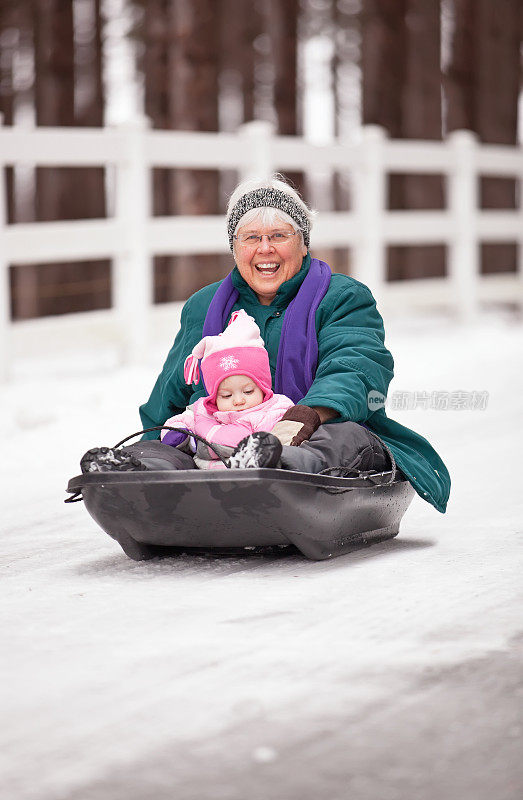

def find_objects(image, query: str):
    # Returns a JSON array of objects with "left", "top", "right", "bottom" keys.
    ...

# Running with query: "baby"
[{"left": 160, "top": 310, "right": 294, "bottom": 469}]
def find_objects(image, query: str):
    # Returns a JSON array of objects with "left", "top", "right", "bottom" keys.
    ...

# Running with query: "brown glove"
[{"left": 271, "top": 405, "right": 321, "bottom": 447}]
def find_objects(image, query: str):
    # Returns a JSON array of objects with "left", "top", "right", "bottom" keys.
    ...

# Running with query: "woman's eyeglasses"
[{"left": 234, "top": 231, "right": 297, "bottom": 246}]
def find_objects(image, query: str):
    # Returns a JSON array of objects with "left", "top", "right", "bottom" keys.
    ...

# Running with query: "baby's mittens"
[
  {"left": 162, "top": 429, "right": 189, "bottom": 448},
  {"left": 271, "top": 405, "right": 321, "bottom": 447}
]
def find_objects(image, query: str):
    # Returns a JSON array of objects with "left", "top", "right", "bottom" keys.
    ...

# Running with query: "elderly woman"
[{"left": 83, "top": 176, "right": 450, "bottom": 513}]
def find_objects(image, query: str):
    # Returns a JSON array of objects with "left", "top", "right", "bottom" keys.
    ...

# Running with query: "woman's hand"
[
  {"left": 271, "top": 405, "right": 322, "bottom": 447},
  {"left": 311, "top": 406, "right": 339, "bottom": 425}
]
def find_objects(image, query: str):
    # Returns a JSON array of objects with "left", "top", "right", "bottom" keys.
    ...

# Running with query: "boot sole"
[
  {"left": 228, "top": 432, "right": 282, "bottom": 469},
  {"left": 80, "top": 447, "right": 147, "bottom": 474}
]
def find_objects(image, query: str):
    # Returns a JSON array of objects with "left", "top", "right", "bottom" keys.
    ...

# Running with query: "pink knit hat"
[{"left": 184, "top": 310, "right": 273, "bottom": 410}]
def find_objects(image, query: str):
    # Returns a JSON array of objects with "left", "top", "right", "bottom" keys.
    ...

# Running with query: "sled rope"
[
  {"left": 318, "top": 434, "right": 397, "bottom": 484},
  {"left": 113, "top": 426, "right": 232, "bottom": 468},
  {"left": 65, "top": 426, "right": 233, "bottom": 504}
]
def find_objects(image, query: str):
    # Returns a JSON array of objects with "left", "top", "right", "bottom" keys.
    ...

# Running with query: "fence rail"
[{"left": 1, "top": 119, "right": 523, "bottom": 380}]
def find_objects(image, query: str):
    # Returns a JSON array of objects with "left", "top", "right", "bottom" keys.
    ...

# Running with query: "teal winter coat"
[{"left": 140, "top": 255, "right": 450, "bottom": 512}]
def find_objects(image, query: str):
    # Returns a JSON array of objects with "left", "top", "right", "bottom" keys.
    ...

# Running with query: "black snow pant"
[
  {"left": 121, "top": 421, "right": 392, "bottom": 475},
  {"left": 280, "top": 421, "right": 391, "bottom": 474}
]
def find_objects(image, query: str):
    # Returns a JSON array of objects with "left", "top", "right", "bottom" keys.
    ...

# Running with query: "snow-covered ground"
[{"left": 1, "top": 311, "right": 522, "bottom": 800}]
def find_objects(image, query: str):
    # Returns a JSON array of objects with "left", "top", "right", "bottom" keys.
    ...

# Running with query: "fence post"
[
  {"left": 448, "top": 129, "right": 479, "bottom": 321},
  {"left": 238, "top": 121, "right": 275, "bottom": 182},
  {"left": 353, "top": 125, "right": 387, "bottom": 305},
  {"left": 0, "top": 115, "right": 10, "bottom": 381},
  {"left": 114, "top": 115, "right": 151, "bottom": 364}
]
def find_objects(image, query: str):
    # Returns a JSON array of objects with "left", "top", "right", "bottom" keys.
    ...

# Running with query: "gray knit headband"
[{"left": 227, "top": 188, "right": 311, "bottom": 251}]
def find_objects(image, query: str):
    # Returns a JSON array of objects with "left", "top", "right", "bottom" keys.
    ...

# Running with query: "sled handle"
[{"left": 64, "top": 489, "right": 84, "bottom": 503}]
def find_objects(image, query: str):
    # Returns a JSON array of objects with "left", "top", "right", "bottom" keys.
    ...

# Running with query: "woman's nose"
[{"left": 257, "top": 235, "right": 274, "bottom": 252}]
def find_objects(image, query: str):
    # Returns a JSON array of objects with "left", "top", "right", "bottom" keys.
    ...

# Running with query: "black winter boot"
[
  {"left": 228, "top": 432, "right": 282, "bottom": 469},
  {"left": 80, "top": 447, "right": 147, "bottom": 474}
]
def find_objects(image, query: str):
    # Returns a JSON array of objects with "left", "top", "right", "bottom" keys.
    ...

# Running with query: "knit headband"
[{"left": 227, "top": 188, "right": 311, "bottom": 251}]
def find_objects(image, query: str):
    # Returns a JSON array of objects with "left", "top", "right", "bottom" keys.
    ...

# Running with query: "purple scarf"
[{"left": 202, "top": 258, "right": 331, "bottom": 403}]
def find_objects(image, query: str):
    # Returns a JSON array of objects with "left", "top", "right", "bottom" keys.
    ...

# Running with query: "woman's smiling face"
[{"left": 233, "top": 217, "right": 307, "bottom": 305}]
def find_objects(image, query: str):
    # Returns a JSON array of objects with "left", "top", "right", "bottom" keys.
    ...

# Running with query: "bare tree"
[
  {"left": 17, "top": 0, "right": 75, "bottom": 319},
  {"left": 362, "top": 0, "right": 445, "bottom": 280},
  {"left": 333, "top": 0, "right": 361, "bottom": 272},
  {"left": 0, "top": 0, "right": 18, "bottom": 223},
  {"left": 361, "top": 0, "right": 406, "bottom": 136},
  {"left": 269, "top": 0, "right": 299, "bottom": 135},
  {"left": 134, "top": 0, "right": 224, "bottom": 301},
  {"left": 135, "top": 0, "right": 176, "bottom": 302},
  {"left": 444, "top": 0, "right": 474, "bottom": 131},
  {"left": 266, "top": 0, "right": 304, "bottom": 194},
  {"left": 71, "top": 0, "right": 109, "bottom": 312},
  {"left": 446, "top": 0, "right": 521, "bottom": 274},
  {"left": 168, "top": 0, "right": 223, "bottom": 299},
  {"left": 475, "top": 0, "right": 520, "bottom": 274},
  {"left": 140, "top": 0, "right": 171, "bottom": 129},
  {"left": 219, "top": 0, "right": 261, "bottom": 125},
  {"left": 33, "top": 0, "right": 76, "bottom": 220},
  {"left": 72, "top": 0, "right": 105, "bottom": 217},
  {"left": 241, "top": 2, "right": 260, "bottom": 123},
  {"left": 362, "top": 0, "right": 405, "bottom": 276},
  {"left": 218, "top": 0, "right": 265, "bottom": 234},
  {"left": 1, "top": 1, "right": 30, "bottom": 319},
  {"left": 30, "top": 0, "right": 109, "bottom": 317},
  {"left": 393, "top": 0, "right": 445, "bottom": 280}
]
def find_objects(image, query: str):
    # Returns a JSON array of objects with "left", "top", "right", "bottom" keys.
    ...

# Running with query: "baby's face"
[{"left": 216, "top": 375, "right": 264, "bottom": 412}]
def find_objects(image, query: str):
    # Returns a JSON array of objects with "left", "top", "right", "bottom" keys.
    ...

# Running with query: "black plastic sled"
[{"left": 66, "top": 467, "right": 415, "bottom": 561}]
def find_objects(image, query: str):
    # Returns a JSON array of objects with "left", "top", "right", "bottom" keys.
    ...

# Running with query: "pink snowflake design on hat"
[{"left": 219, "top": 355, "right": 240, "bottom": 371}]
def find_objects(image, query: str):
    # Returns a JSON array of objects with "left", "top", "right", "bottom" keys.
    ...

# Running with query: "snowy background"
[{"left": 1, "top": 310, "right": 523, "bottom": 799}]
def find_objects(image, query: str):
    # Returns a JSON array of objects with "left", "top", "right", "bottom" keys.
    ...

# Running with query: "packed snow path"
[{"left": 1, "top": 313, "right": 522, "bottom": 800}]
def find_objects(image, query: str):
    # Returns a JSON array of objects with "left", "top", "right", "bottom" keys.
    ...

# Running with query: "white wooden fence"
[{"left": 1, "top": 119, "right": 523, "bottom": 380}]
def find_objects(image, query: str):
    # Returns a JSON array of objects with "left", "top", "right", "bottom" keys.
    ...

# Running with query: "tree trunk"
[
  {"left": 27, "top": 0, "right": 75, "bottom": 319},
  {"left": 219, "top": 0, "right": 260, "bottom": 125},
  {"left": 218, "top": 0, "right": 263, "bottom": 237},
  {"left": 444, "top": 0, "right": 474, "bottom": 131},
  {"left": 269, "top": 0, "right": 299, "bottom": 136},
  {"left": 391, "top": 0, "right": 445, "bottom": 280},
  {"left": 476, "top": 0, "right": 520, "bottom": 274},
  {"left": 141, "top": 0, "right": 172, "bottom": 129},
  {"left": 71, "top": 0, "right": 110, "bottom": 312},
  {"left": 361, "top": 0, "right": 406, "bottom": 137},
  {"left": 362, "top": 0, "right": 445, "bottom": 280},
  {"left": 446, "top": 0, "right": 521, "bottom": 274},
  {"left": 34, "top": 0, "right": 76, "bottom": 219},
  {"left": 267, "top": 0, "right": 304, "bottom": 196},
  {"left": 168, "top": 0, "right": 222, "bottom": 300},
  {"left": 71, "top": 0, "right": 105, "bottom": 217},
  {"left": 241, "top": 2, "right": 259, "bottom": 123},
  {"left": 1, "top": 1, "right": 27, "bottom": 319},
  {"left": 361, "top": 0, "right": 406, "bottom": 260},
  {"left": 30, "top": 0, "right": 110, "bottom": 318},
  {"left": 362, "top": 0, "right": 404, "bottom": 279},
  {"left": 0, "top": 1, "right": 17, "bottom": 222},
  {"left": 138, "top": 0, "right": 177, "bottom": 303},
  {"left": 333, "top": 0, "right": 361, "bottom": 274}
]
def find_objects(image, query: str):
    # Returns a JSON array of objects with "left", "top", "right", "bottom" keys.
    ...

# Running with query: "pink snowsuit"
[{"left": 161, "top": 393, "right": 294, "bottom": 470}]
